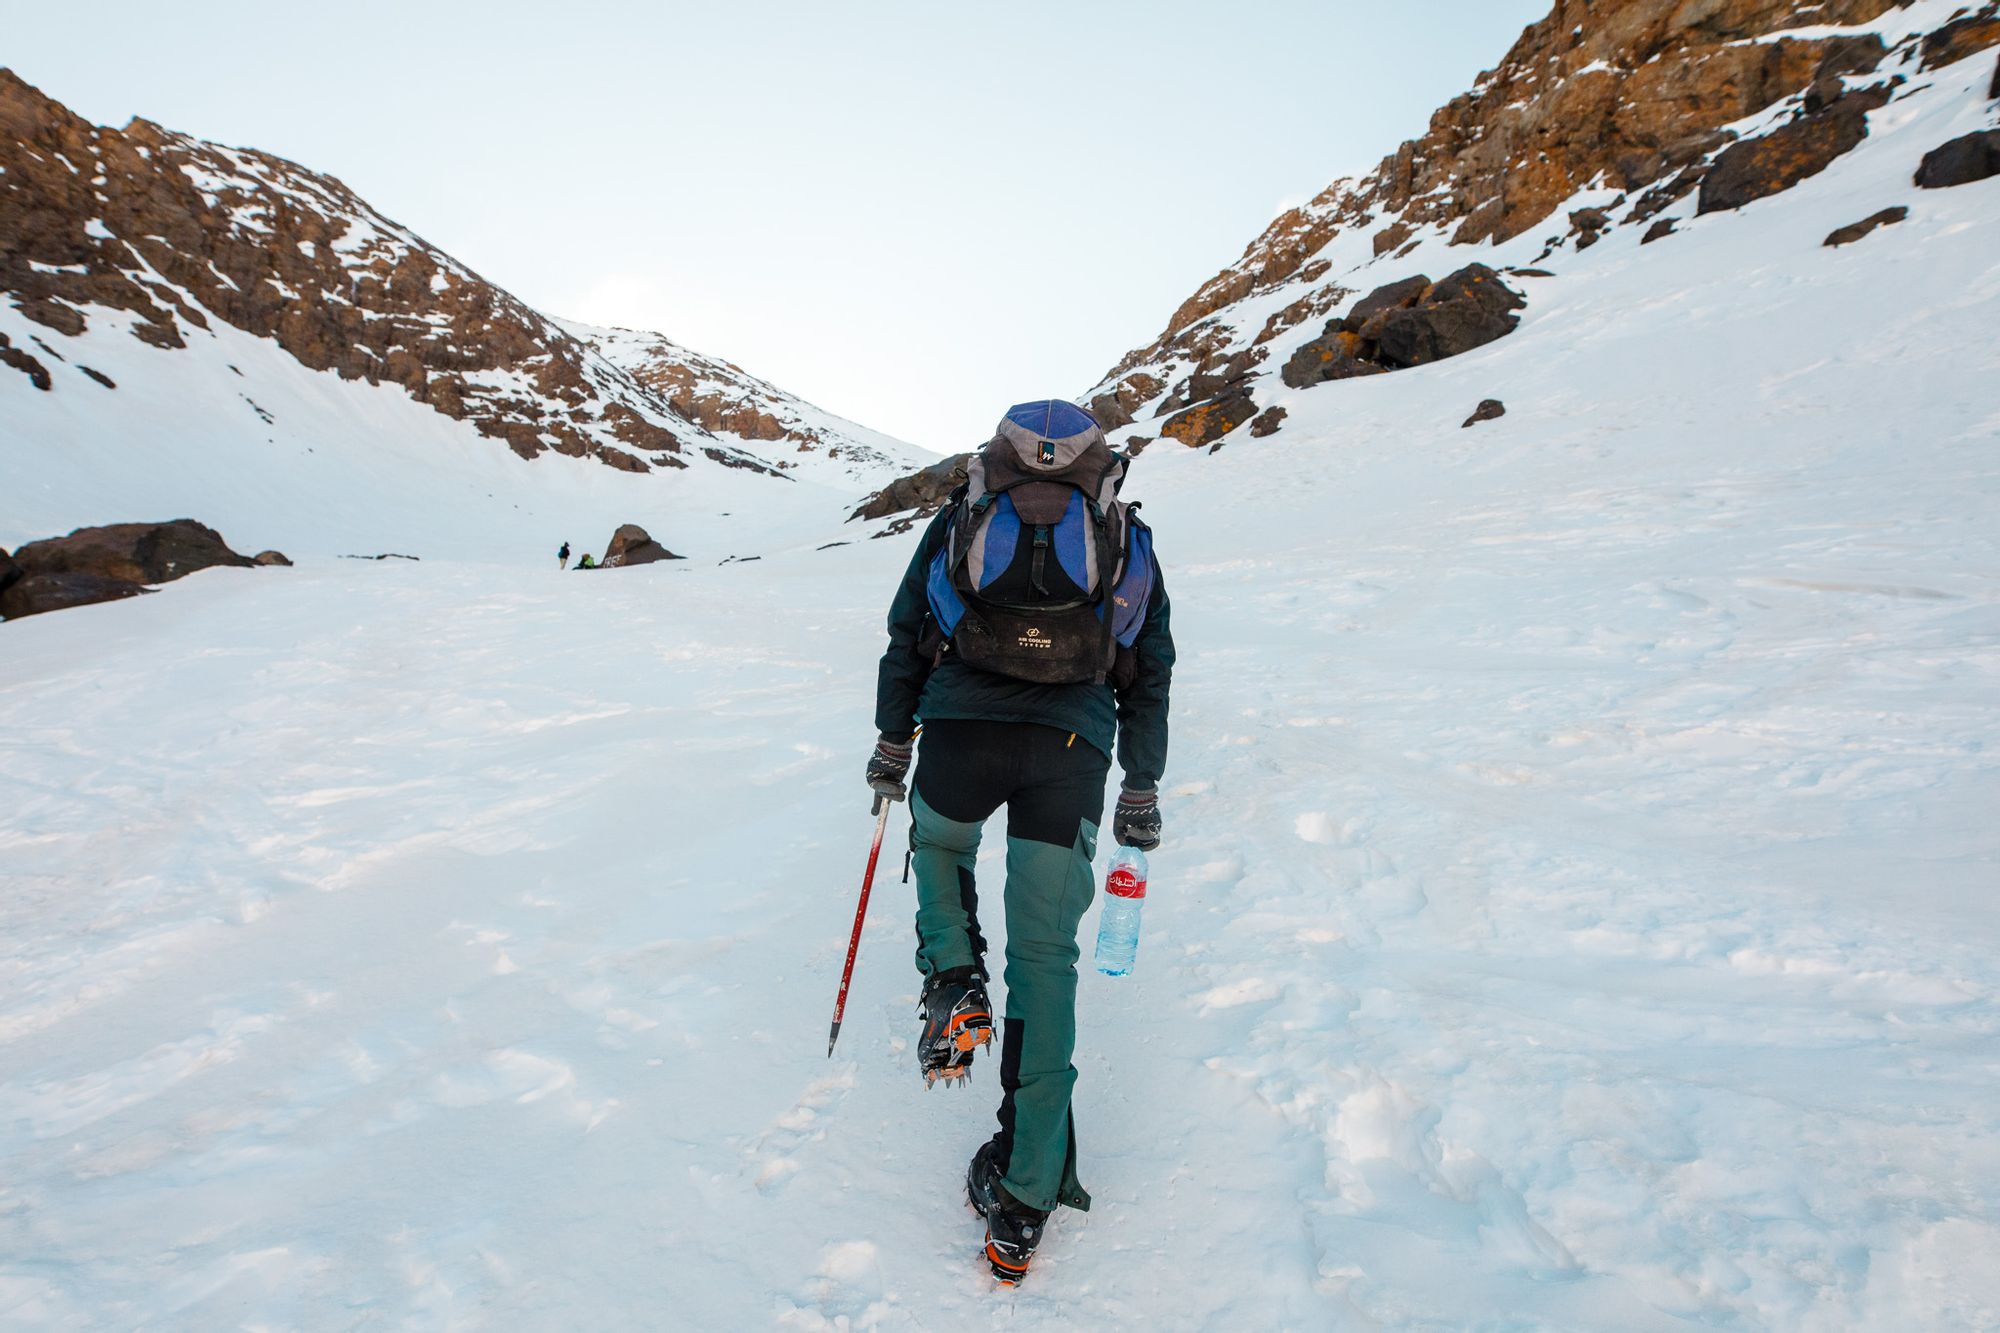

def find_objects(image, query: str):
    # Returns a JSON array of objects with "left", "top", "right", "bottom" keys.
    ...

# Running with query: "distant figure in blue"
[{"left": 558, "top": 541, "right": 571, "bottom": 570}]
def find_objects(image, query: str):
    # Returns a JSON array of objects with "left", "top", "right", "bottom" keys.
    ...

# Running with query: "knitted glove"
[
  {"left": 1112, "top": 785, "right": 1162, "bottom": 851},
  {"left": 865, "top": 734, "right": 915, "bottom": 804}
]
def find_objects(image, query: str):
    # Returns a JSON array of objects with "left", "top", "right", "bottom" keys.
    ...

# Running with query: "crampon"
[{"left": 918, "top": 966, "right": 992, "bottom": 1088}]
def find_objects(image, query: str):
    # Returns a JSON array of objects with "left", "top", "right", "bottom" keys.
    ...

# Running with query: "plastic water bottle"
[{"left": 1094, "top": 847, "right": 1149, "bottom": 977}]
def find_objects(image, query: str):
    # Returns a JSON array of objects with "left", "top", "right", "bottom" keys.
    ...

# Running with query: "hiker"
[
  {"left": 576, "top": 553, "right": 596, "bottom": 570},
  {"left": 868, "top": 398, "right": 1173, "bottom": 1284},
  {"left": 558, "top": 541, "right": 571, "bottom": 570}
]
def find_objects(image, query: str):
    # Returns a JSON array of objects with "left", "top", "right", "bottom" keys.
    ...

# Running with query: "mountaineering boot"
[
  {"left": 918, "top": 965, "right": 992, "bottom": 1087},
  {"left": 966, "top": 1138, "right": 1050, "bottom": 1284}
]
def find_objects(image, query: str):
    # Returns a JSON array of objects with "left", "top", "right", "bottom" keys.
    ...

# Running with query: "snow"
[{"left": 3, "top": 19, "right": 2000, "bottom": 1332}]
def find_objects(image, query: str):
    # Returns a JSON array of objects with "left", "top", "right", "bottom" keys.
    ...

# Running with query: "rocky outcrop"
[
  {"left": 1463, "top": 399, "right": 1508, "bottom": 428},
  {"left": 1283, "top": 264, "right": 1524, "bottom": 390},
  {"left": 0, "top": 72, "right": 788, "bottom": 476},
  {"left": 1824, "top": 206, "right": 1909, "bottom": 246},
  {"left": 1698, "top": 86, "right": 1890, "bottom": 214},
  {"left": 851, "top": 453, "right": 971, "bottom": 522},
  {"left": 1, "top": 571, "right": 152, "bottom": 620},
  {"left": 1083, "top": 0, "right": 1935, "bottom": 429},
  {"left": 1915, "top": 130, "right": 2000, "bottom": 189},
  {"left": 1, "top": 519, "right": 265, "bottom": 620},
  {"left": 601, "top": 523, "right": 681, "bottom": 567},
  {"left": 253, "top": 550, "right": 293, "bottom": 566},
  {"left": 1921, "top": 14, "right": 2000, "bottom": 70},
  {"left": 1161, "top": 391, "right": 1258, "bottom": 448},
  {"left": 1249, "top": 406, "right": 1288, "bottom": 438},
  {"left": 10, "top": 519, "right": 254, "bottom": 585}
]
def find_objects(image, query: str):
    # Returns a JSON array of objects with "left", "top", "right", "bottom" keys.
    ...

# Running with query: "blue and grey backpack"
[{"left": 925, "top": 400, "right": 1155, "bottom": 686}]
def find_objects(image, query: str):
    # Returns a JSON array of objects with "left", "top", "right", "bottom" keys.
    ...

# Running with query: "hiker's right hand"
[
  {"left": 865, "top": 734, "right": 914, "bottom": 804},
  {"left": 1113, "top": 786, "right": 1162, "bottom": 851}
]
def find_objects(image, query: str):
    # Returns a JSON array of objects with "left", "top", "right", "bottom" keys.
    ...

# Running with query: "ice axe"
[{"left": 827, "top": 792, "right": 893, "bottom": 1057}]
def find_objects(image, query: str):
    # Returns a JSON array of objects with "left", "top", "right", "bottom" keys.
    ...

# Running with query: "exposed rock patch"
[
  {"left": 1698, "top": 86, "right": 1890, "bottom": 214},
  {"left": 2, "top": 572, "right": 152, "bottom": 620},
  {"left": 1249, "top": 406, "right": 1289, "bottom": 438},
  {"left": 1463, "top": 399, "right": 1508, "bottom": 428},
  {"left": 1920, "top": 15, "right": 2000, "bottom": 70},
  {"left": 1824, "top": 206, "right": 1909, "bottom": 246},
  {"left": 1161, "top": 392, "right": 1259, "bottom": 449},
  {"left": 11, "top": 519, "right": 255, "bottom": 586},
  {"left": 1284, "top": 265, "right": 1525, "bottom": 390},
  {"left": 1915, "top": 130, "right": 2000, "bottom": 189},
  {"left": 253, "top": 550, "right": 293, "bottom": 566},
  {"left": 851, "top": 454, "right": 971, "bottom": 522}
]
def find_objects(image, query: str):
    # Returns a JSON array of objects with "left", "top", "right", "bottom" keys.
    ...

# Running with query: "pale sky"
[{"left": 9, "top": 1, "right": 1549, "bottom": 451}]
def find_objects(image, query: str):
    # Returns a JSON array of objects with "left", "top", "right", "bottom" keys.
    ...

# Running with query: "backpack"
[{"left": 924, "top": 400, "right": 1156, "bottom": 686}]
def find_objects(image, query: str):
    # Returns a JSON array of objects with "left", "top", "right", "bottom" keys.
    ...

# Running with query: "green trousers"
[{"left": 909, "top": 719, "right": 1107, "bottom": 1213}]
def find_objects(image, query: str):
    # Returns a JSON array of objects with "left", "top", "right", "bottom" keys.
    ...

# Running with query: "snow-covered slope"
[
  {"left": 1081, "top": 0, "right": 2000, "bottom": 452},
  {"left": 561, "top": 321, "right": 927, "bottom": 488},
  {"left": 0, "top": 70, "right": 925, "bottom": 558},
  {"left": 2, "top": 13, "right": 1997, "bottom": 1327}
]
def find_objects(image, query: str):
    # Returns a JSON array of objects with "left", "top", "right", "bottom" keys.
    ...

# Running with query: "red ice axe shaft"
[{"left": 827, "top": 794, "right": 893, "bottom": 1057}]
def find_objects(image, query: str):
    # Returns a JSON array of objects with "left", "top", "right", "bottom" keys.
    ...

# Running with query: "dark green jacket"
[{"left": 874, "top": 506, "right": 1175, "bottom": 789}]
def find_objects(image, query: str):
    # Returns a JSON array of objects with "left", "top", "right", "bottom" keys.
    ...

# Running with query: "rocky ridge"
[
  {"left": 0, "top": 71, "right": 913, "bottom": 482},
  {"left": 1079, "top": 0, "right": 2000, "bottom": 451}
]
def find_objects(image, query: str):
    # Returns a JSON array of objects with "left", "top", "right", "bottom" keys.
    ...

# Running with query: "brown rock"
[
  {"left": 852, "top": 453, "right": 971, "bottom": 522},
  {"left": 1160, "top": 392, "right": 1258, "bottom": 448},
  {"left": 1921, "top": 16, "right": 2000, "bottom": 71},
  {"left": 1462, "top": 399, "right": 1507, "bottom": 428},
  {"left": 0, "top": 331, "right": 52, "bottom": 390},
  {"left": 1282, "top": 329, "right": 1386, "bottom": 389},
  {"left": 1915, "top": 130, "right": 2000, "bottom": 189},
  {"left": 253, "top": 550, "right": 294, "bottom": 566},
  {"left": 1, "top": 572, "right": 151, "bottom": 620},
  {"left": 1347, "top": 275, "right": 1433, "bottom": 331},
  {"left": 0, "top": 547, "right": 21, "bottom": 596},
  {"left": 1823, "top": 205, "right": 1909, "bottom": 246},
  {"left": 1249, "top": 406, "right": 1289, "bottom": 438},
  {"left": 11, "top": 519, "right": 255, "bottom": 585},
  {"left": 601, "top": 523, "right": 681, "bottom": 567},
  {"left": 1374, "top": 264, "right": 1525, "bottom": 369},
  {"left": 1697, "top": 87, "right": 1888, "bottom": 213},
  {"left": 1992, "top": 50, "right": 2000, "bottom": 100},
  {"left": 1642, "top": 218, "right": 1680, "bottom": 244}
]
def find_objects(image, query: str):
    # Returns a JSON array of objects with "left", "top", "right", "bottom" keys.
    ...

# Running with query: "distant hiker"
[
  {"left": 558, "top": 541, "right": 571, "bottom": 570},
  {"left": 868, "top": 398, "right": 1173, "bottom": 1284},
  {"left": 577, "top": 553, "right": 596, "bottom": 570}
]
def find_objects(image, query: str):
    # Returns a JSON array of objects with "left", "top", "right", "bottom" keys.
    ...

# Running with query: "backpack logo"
[
  {"left": 1018, "top": 627, "right": 1052, "bottom": 650},
  {"left": 1038, "top": 440, "right": 1057, "bottom": 465}
]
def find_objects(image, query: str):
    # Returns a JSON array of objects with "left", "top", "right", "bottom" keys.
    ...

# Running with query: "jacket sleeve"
[
  {"left": 1114, "top": 558, "right": 1174, "bottom": 790},
  {"left": 873, "top": 508, "right": 952, "bottom": 740}
]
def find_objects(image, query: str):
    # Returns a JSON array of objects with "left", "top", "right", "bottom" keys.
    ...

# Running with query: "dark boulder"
[
  {"left": 253, "top": 550, "right": 293, "bottom": 566},
  {"left": 1344, "top": 275, "right": 1432, "bottom": 332},
  {"left": 2, "top": 572, "right": 151, "bottom": 621},
  {"left": 0, "top": 547, "right": 20, "bottom": 597},
  {"left": 1282, "top": 329, "right": 1387, "bottom": 389},
  {"left": 1915, "top": 130, "right": 2000, "bottom": 189},
  {"left": 1160, "top": 391, "right": 1258, "bottom": 448},
  {"left": 1642, "top": 218, "right": 1679, "bottom": 245},
  {"left": 1824, "top": 206, "right": 1908, "bottom": 246},
  {"left": 601, "top": 523, "right": 682, "bottom": 567},
  {"left": 1249, "top": 406, "right": 1288, "bottom": 438},
  {"left": 1087, "top": 373, "right": 1163, "bottom": 432},
  {"left": 10, "top": 519, "right": 255, "bottom": 585},
  {"left": 1698, "top": 88, "right": 1888, "bottom": 214},
  {"left": 1568, "top": 207, "right": 1611, "bottom": 248},
  {"left": 851, "top": 452, "right": 972, "bottom": 522},
  {"left": 1373, "top": 264, "right": 1525, "bottom": 369},
  {"left": 1992, "top": 51, "right": 1999, "bottom": 101},
  {"left": 1462, "top": 399, "right": 1507, "bottom": 428}
]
